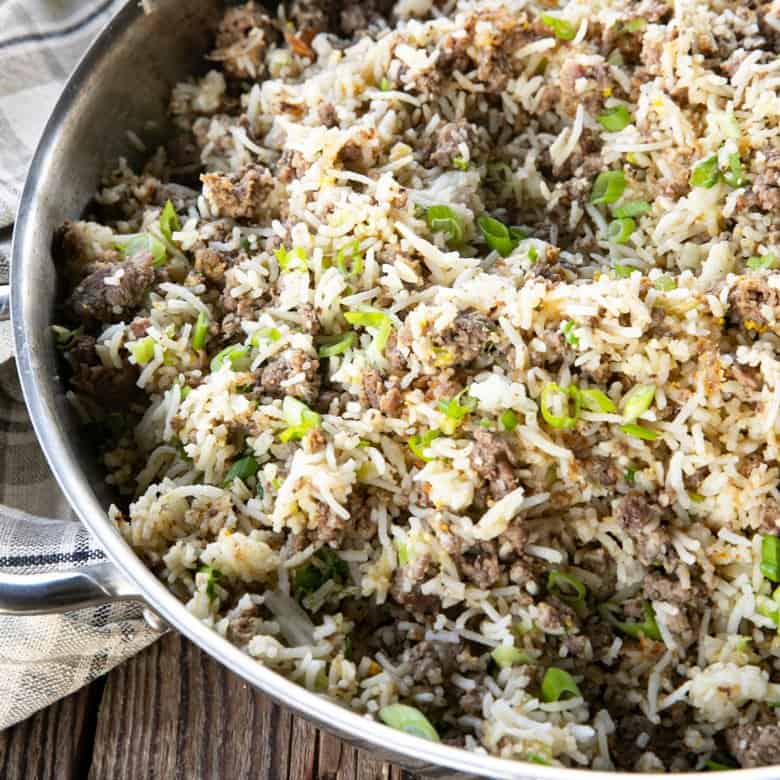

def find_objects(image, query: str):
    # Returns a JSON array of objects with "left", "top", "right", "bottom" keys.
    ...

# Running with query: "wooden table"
[{"left": 0, "top": 633, "right": 413, "bottom": 780}]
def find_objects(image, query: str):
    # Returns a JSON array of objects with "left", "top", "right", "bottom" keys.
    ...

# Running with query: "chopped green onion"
[
  {"left": 591, "top": 170, "right": 626, "bottom": 205},
  {"left": 250, "top": 327, "right": 282, "bottom": 346},
  {"left": 612, "top": 200, "right": 650, "bottom": 219},
  {"left": 379, "top": 77, "right": 390, "bottom": 91},
  {"left": 614, "top": 263, "right": 639, "bottom": 278},
  {"left": 654, "top": 274, "right": 677, "bottom": 291},
  {"left": 562, "top": 320, "right": 580, "bottom": 346},
  {"left": 624, "top": 466, "right": 637, "bottom": 483},
  {"left": 344, "top": 310, "right": 393, "bottom": 355},
  {"left": 240, "top": 237, "right": 251, "bottom": 252},
  {"left": 607, "top": 50, "right": 624, "bottom": 66},
  {"left": 704, "top": 761, "right": 736, "bottom": 772},
  {"left": 528, "top": 245, "right": 538, "bottom": 263},
  {"left": 620, "top": 422, "right": 659, "bottom": 440},
  {"left": 192, "top": 310, "right": 209, "bottom": 351},
  {"left": 181, "top": 385, "right": 192, "bottom": 400},
  {"left": 426, "top": 205, "right": 465, "bottom": 246},
  {"left": 747, "top": 253, "right": 777, "bottom": 270},
  {"left": 336, "top": 240, "right": 363, "bottom": 277},
  {"left": 452, "top": 156, "right": 469, "bottom": 171},
  {"left": 438, "top": 390, "right": 476, "bottom": 435},
  {"left": 198, "top": 564, "right": 223, "bottom": 600},
  {"left": 478, "top": 215, "right": 516, "bottom": 257},
  {"left": 500, "top": 409, "right": 518, "bottom": 432},
  {"left": 579, "top": 388, "right": 616, "bottom": 413},
  {"left": 761, "top": 535, "right": 780, "bottom": 582},
  {"left": 720, "top": 113, "right": 741, "bottom": 141},
  {"left": 408, "top": 429, "right": 441, "bottom": 461},
  {"left": 540, "top": 667, "right": 581, "bottom": 702},
  {"left": 279, "top": 396, "right": 321, "bottom": 442},
  {"left": 689, "top": 155, "right": 720, "bottom": 189},
  {"left": 159, "top": 200, "right": 181, "bottom": 243},
  {"left": 598, "top": 105, "right": 632, "bottom": 132},
  {"left": 624, "top": 18, "right": 646, "bottom": 32},
  {"left": 689, "top": 491, "right": 705, "bottom": 504},
  {"left": 224, "top": 455, "right": 259, "bottom": 486},
  {"left": 129, "top": 337, "right": 155, "bottom": 365},
  {"left": 115, "top": 233, "right": 167, "bottom": 267},
  {"left": 317, "top": 332, "right": 355, "bottom": 358},
  {"left": 491, "top": 645, "right": 536, "bottom": 669},
  {"left": 527, "top": 753, "right": 551, "bottom": 767},
  {"left": 394, "top": 539, "right": 410, "bottom": 566},
  {"left": 210, "top": 344, "right": 251, "bottom": 373},
  {"left": 509, "top": 226, "right": 528, "bottom": 241},
  {"left": 548, "top": 570, "right": 587, "bottom": 612},
  {"left": 756, "top": 594, "right": 779, "bottom": 625},
  {"left": 275, "top": 246, "right": 308, "bottom": 272},
  {"left": 51, "top": 324, "right": 81, "bottom": 347},
  {"left": 295, "top": 547, "right": 348, "bottom": 595},
  {"left": 378, "top": 704, "right": 440, "bottom": 742},
  {"left": 540, "top": 383, "right": 581, "bottom": 430},
  {"left": 607, "top": 217, "right": 636, "bottom": 244},
  {"left": 540, "top": 14, "right": 577, "bottom": 41},
  {"left": 621, "top": 383, "right": 656, "bottom": 423},
  {"left": 722, "top": 153, "right": 745, "bottom": 188},
  {"left": 599, "top": 602, "right": 661, "bottom": 641}
]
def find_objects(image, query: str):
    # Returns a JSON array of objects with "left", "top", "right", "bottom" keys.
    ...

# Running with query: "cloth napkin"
[{"left": 0, "top": 0, "right": 163, "bottom": 731}]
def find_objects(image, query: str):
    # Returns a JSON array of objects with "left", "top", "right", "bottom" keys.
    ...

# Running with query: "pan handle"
[{"left": 0, "top": 559, "right": 147, "bottom": 615}]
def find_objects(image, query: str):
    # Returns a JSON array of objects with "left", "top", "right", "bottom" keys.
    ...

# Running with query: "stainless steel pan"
[{"left": 1, "top": 1, "right": 771, "bottom": 776}]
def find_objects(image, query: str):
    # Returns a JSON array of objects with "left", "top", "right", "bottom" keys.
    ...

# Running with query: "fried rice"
[{"left": 52, "top": 0, "right": 780, "bottom": 770}]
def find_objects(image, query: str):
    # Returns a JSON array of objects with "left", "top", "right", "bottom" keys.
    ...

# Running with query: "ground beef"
[
  {"left": 614, "top": 492, "right": 673, "bottom": 566},
  {"left": 227, "top": 603, "right": 261, "bottom": 646},
  {"left": 611, "top": 714, "right": 682, "bottom": 770},
  {"left": 256, "top": 349, "right": 321, "bottom": 403},
  {"left": 728, "top": 274, "right": 780, "bottom": 331},
  {"left": 739, "top": 151, "right": 780, "bottom": 214},
  {"left": 288, "top": 0, "right": 392, "bottom": 37},
  {"left": 559, "top": 57, "right": 613, "bottom": 118},
  {"left": 424, "top": 120, "right": 483, "bottom": 169},
  {"left": 277, "top": 149, "right": 311, "bottom": 184},
  {"left": 402, "top": 641, "right": 458, "bottom": 685},
  {"left": 193, "top": 247, "right": 227, "bottom": 285},
  {"left": 310, "top": 498, "right": 345, "bottom": 544},
  {"left": 759, "top": 502, "right": 780, "bottom": 533},
  {"left": 432, "top": 309, "right": 495, "bottom": 367},
  {"left": 65, "top": 335, "right": 141, "bottom": 409},
  {"left": 536, "top": 599, "right": 578, "bottom": 634},
  {"left": 67, "top": 252, "right": 154, "bottom": 324},
  {"left": 469, "top": 429, "right": 518, "bottom": 499},
  {"left": 390, "top": 554, "right": 439, "bottom": 614},
  {"left": 642, "top": 572, "right": 706, "bottom": 645},
  {"left": 455, "top": 541, "right": 501, "bottom": 590},
  {"left": 201, "top": 165, "right": 276, "bottom": 221},
  {"left": 299, "top": 304, "right": 320, "bottom": 336},
  {"left": 581, "top": 455, "right": 620, "bottom": 486},
  {"left": 210, "top": 2, "right": 277, "bottom": 80},
  {"left": 317, "top": 101, "right": 338, "bottom": 128},
  {"left": 361, "top": 369, "right": 403, "bottom": 416},
  {"left": 53, "top": 220, "right": 121, "bottom": 282},
  {"left": 726, "top": 724, "right": 780, "bottom": 768}
]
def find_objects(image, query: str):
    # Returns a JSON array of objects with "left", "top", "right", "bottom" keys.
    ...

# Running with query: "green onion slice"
[
  {"left": 579, "top": 388, "right": 616, "bottom": 413},
  {"left": 704, "top": 760, "right": 737, "bottom": 772},
  {"left": 210, "top": 344, "right": 251, "bottom": 373},
  {"left": 598, "top": 105, "right": 632, "bottom": 132},
  {"left": 527, "top": 753, "right": 552, "bottom": 766},
  {"left": 115, "top": 233, "right": 167, "bottom": 267},
  {"left": 540, "top": 667, "right": 581, "bottom": 702},
  {"left": 654, "top": 275, "right": 677, "bottom": 291},
  {"left": 747, "top": 254, "right": 777, "bottom": 270},
  {"left": 192, "top": 310, "right": 209, "bottom": 351},
  {"left": 279, "top": 396, "right": 322, "bottom": 442},
  {"left": 344, "top": 310, "right": 393, "bottom": 355},
  {"left": 452, "top": 157, "right": 469, "bottom": 171},
  {"left": 478, "top": 215, "right": 517, "bottom": 257},
  {"left": 689, "top": 155, "right": 720, "bottom": 189},
  {"left": 408, "top": 429, "right": 441, "bottom": 461},
  {"left": 317, "top": 332, "right": 355, "bottom": 358},
  {"left": 540, "top": 383, "right": 581, "bottom": 430},
  {"left": 621, "top": 383, "right": 656, "bottom": 423},
  {"left": 379, "top": 77, "right": 390, "bottom": 91},
  {"left": 276, "top": 246, "right": 308, "bottom": 272},
  {"left": 761, "top": 535, "right": 780, "bottom": 583},
  {"left": 540, "top": 14, "right": 577, "bottom": 41},
  {"left": 620, "top": 422, "right": 659, "bottom": 440},
  {"left": 614, "top": 263, "right": 639, "bottom": 278},
  {"left": 491, "top": 645, "right": 536, "bottom": 669},
  {"left": 51, "top": 325, "right": 81, "bottom": 347},
  {"left": 426, "top": 205, "right": 465, "bottom": 246},
  {"left": 198, "top": 564, "right": 223, "bottom": 600},
  {"left": 500, "top": 409, "right": 518, "bottom": 432},
  {"left": 250, "top": 327, "right": 282, "bottom": 346},
  {"left": 336, "top": 240, "right": 363, "bottom": 277},
  {"left": 591, "top": 170, "right": 626, "bottom": 205},
  {"left": 599, "top": 602, "right": 661, "bottom": 641},
  {"left": 720, "top": 112, "right": 741, "bottom": 141},
  {"left": 224, "top": 455, "right": 259, "bottom": 486},
  {"left": 159, "top": 200, "right": 181, "bottom": 243},
  {"left": 129, "top": 337, "right": 155, "bottom": 365},
  {"left": 378, "top": 704, "right": 440, "bottom": 742},
  {"left": 607, "top": 217, "right": 636, "bottom": 244},
  {"left": 548, "top": 570, "right": 587, "bottom": 611},
  {"left": 438, "top": 390, "right": 475, "bottom": 435},
  {"left": 722, "top": 153, "right": 745, "bottom": 188},
  {"left": 612, "top": 200, "right": 650, "bottom": 219},
  {"left": 562, "top": 320, "right": 579, "bottom": 346}
]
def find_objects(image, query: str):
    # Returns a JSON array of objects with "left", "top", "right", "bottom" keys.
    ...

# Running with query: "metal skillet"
[{"left": 0, "top": 1, "right": 772, "bottom": 776}]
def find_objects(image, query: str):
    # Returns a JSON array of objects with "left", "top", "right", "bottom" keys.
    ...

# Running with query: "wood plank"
[
  {"left": 89, "top": 632, "right": 409, "bottom": 780},
  {"left": 0, "top": 683, "right": 100, "bottom": 780}
]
